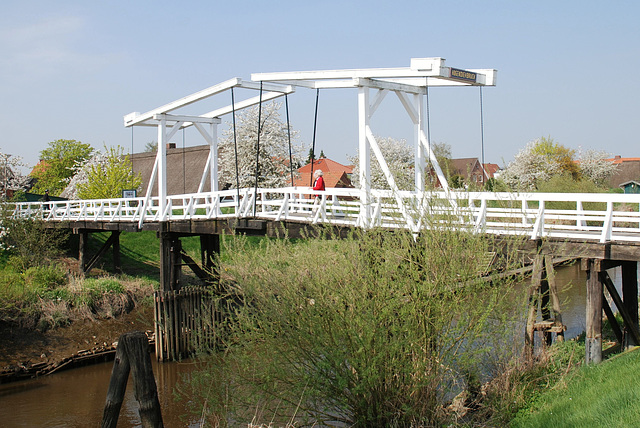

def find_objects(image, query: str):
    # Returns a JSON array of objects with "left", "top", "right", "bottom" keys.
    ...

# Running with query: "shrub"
[
  {"left": 0, "top": 210, "right": 69, "bottom": 270},
  {"left": 24, "top": 265, "right": 67, "bottom": 290},
  {"left": 183, "top": 226, "right": 526, "bottom": 427}
]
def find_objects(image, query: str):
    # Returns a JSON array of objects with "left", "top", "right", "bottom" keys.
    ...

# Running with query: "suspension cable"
[
  {"left": 309, "top": 88, "right": 320, "bottom": 187},
  {"left": 426, "top": 83, "right": 432, "bottom": 168},
  {"left": 285, "top": 93, "right": 294, "bottom": 187},
  {"left": 479, "top": 86, "right": 486, "bottom": 181},
  {"left": 253, "top": 82, "right": 263, "bottom": 216},
  {"left": 231, "top": 87, "right": 240, "bottom": 210},
  {"left": 130, "top": 126, "right": 134, "bottom": 177},
  {"left": 182, "top": 128, "right": 186, "bottom": 194}
]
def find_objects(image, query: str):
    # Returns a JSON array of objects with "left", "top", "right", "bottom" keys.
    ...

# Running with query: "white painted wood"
[
  {"left": 354, "top": 78, "right": 427, "bottom": 95},
  {"left": 419, "top": 130, "right": 449, "bottom": 192},
  {"left": 157, "top": 118, "right": 167, "bottom": 221},
  {"left": 152, "top": 113, "right": 220, "bottom": 125},
  {"left": 369, "top": 89, "right": 388, "bottom": 117},
  {"left": 358, "top": 86, "right": 371, "bottom": 227},
  {"left": 395, "top": 91, "right": 419, "bottom": 124},
  {"left": 200, "top": 90, "right": 293, "bottom": 121},
  {"left": 415, "top": 92, "right": 426, "bottom": 192},
  {"left": 366, "top": 127, "right": 416, "bottom": 232},
  {"left": 15, "top": 188, "right": 640, "bottom": 244},
  {"left": 253, "top": 58, "right": 494, "bottom": 88},
  {"left": 125, "top": 78, "right": 242, "bottom": 127}
]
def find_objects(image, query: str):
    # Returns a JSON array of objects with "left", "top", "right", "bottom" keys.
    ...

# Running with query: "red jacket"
[{"left": 313, "top": 176, "right": 325, "bottom": 194}]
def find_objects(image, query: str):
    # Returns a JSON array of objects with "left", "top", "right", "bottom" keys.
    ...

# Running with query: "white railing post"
[
  {"left": 530, "top": 200, "right": 545, "bottom": 239},
  {"left": 600, "top": 201, "right": 614, "bottom": 243}
]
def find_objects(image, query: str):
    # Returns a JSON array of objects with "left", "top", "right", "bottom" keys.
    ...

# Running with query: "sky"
[{"left": 1, "top": 0, "right": 639, "bottom": 174}]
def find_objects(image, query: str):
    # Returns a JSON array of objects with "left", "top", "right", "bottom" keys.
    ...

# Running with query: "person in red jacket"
[{"left": 312, "top": 169, "right": 325, "bottom": 197}]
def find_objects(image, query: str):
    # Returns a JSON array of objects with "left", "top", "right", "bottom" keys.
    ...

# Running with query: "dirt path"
[{"left": 0, "top": 305, "right": 154, "bottom": 378}]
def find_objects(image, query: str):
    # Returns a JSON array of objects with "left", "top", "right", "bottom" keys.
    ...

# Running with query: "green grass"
[
  {"left": 512, "top": 348, "right": 640, "bottom": 427},
  {"left": 86, "top": 230, "right": 270, "bottom": 279}
]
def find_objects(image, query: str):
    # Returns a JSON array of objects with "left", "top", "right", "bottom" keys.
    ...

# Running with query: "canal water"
[
  {"left": 0, "top": 262, "right": 632, "bottom": 427},
  {"left": 0, "top": 358, "right": 201, "bottom": 427}
]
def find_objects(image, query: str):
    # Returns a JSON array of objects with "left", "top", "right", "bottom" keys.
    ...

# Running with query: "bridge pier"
[
  {"left": 583, "top": 258, "right": 640, "bottom": 365},
  {"left": 585, "top": 259, "right": 603, "bottom": 364},
  {"left": 158, "top": 225, "right": 220, "bottom": 292},
  {"left": 155, "top": 226, "right": 222, "bottom": 361},
  {"left": 621, "top": 261, "right": 638, "bottom": 349},
  {"left": 524, "top": 254, "right": 565, "bottom": 361},
  {"left": 77, "top": 229, "right": 122, "bottom": 276}
]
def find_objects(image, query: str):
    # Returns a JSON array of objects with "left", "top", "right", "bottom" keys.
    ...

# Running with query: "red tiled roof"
[
  {"left": 606, "top": 156, "right": 640, "bottom": 165},
  {"left": 298, "top": 158, "right": 353, "bottom": 174},
  {"left": 292, "top": 171, "right": 352, "bottom": 188},
  {"left": 483, "top": 163, "right": 500, "bottom": 178}
]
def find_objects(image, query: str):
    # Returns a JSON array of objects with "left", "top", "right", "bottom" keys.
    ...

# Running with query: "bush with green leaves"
[
  {"left": 0, "top": 209, "right": 68, "bottom": 271},
  {"left": 182, "top": 225, "right": 526, "bottom": 426}
]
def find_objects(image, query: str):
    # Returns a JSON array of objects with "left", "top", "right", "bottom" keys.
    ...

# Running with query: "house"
[
  {"left": 292, "top": 158, "right": 354, "bottom": 188},
  {"left": 448, "top": 158, "right": 489, "bottom": 187},
  {"left": 619, "top": 180, "right": 640, "bottom": 194},
  {"left": 131, "top": 144, "right": 214, "bottom": 196},
  {"left": 606, "top": 156, "right": 640, "bottom": 188},
  {"left": 483, "top": 163, "right": 501, "bottom": 179}
]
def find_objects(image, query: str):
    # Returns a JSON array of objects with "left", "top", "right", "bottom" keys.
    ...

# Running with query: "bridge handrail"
[{"left": 9, "top": 189, "right": 640, "bottom": 243}]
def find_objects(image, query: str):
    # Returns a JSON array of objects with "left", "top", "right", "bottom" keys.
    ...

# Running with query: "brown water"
[
  {"left": 0, "top": 358, "right": 201, "bottom": 427},
  {"left": 0, "top": 262, "right": 631, "bottom": 427}
]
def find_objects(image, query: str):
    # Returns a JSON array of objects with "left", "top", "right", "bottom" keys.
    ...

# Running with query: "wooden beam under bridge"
[
  {"left": 77, "top": 229, "right": 122, "bottom": 276},
  {"left": 157, "top": 223, "right": 220, "bottom": 292}
]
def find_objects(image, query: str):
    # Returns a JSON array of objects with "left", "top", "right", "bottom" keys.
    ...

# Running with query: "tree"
[
  {"left": 577, "top": 148, "right": 618, "bottom": 186},
  {"left": 0, "top": 151, "right": 30, "bottom": 199},
  {"left": 500, "top": 137, "right": 576, "bottom": 191},
  {"left": 61, "top": 145, "right": 142, "bottom": 199},
  {"left": 144, "top": 141, "right": 158, "bottom": 152},
  {"left": 348, "top": 136, "right": 415, "bottom": 190},
  {"left": 218, "top": 102, "right": 305, "bottom": 189},
  {"left": 307, "top": 148, "right": 316, "bottom": 163},
  {"left": 30, "top": 139, "right": 94, "bottom": 196},
  {"left": 501, "top": 137, "right": 617, "bottom": 191}
]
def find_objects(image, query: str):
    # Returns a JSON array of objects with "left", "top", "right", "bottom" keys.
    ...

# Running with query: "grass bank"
[
  {"left": 512, "top": 346, "right": 640, "bottom": 428},
  {"left": 0, "top": 222, "right": 166, "bottom": 331}
]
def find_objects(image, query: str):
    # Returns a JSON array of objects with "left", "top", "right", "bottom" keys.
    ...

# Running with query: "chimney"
[{"left": 167, "top": 143, "right": 176, "bottom": 149}]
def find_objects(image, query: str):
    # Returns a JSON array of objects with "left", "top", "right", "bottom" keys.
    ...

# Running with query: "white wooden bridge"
[
  {"left": 13, "top": 187, "right": 640, "bottom": 244},
  {"left": 13, "top": 57, "right": 640, "bottom": 244},
  {"left": 12, "top": 58, "right": 640, "bottom": 366}
]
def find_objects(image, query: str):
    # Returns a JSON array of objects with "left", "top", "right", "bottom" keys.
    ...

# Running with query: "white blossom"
[
  {"left": 577, "top": 148, "right": 618, "bottom": 185},
  {"left": 0, "top": 151, "right": 30, "bottom": 195},
  {"left": 218, "top": 102, "right": 305, "bottom": 189},
  {"left": 348, "top": 137, "right": 415, "bottom": 190},
  {"left": 500, "top": 140, "right": 564, "bottom": 191},
  {"left": 61, "top": 151, "right": 111, "bottom": 199}
]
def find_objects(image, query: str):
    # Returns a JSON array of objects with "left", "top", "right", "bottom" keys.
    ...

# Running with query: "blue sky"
[{"left": 2, "top": 0, "right": 639, "bottom": 172}]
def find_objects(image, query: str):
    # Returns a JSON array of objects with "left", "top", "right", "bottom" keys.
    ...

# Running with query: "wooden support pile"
[
  {"left": 101, "top": 331, "right": 163, "bottom": 428},
  {"left": 524, "top": 254, "right": 565, "bottom": 361},
  {"left": 153, "top": 286, "right": 218, "bottom": 361}
]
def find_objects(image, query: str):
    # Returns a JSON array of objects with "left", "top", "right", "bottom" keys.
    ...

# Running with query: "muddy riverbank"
[{"left": 0, "top": 304, "right": 154, "bottom": 383}]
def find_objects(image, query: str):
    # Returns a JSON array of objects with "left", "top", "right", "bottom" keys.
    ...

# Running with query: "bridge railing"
[{"left": 10, "top": 189, "right": 640, "bottom": 243}]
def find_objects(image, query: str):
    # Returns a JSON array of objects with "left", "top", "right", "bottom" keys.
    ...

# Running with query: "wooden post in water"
[
  {"left": 525, "top": 254, "right": 566, "bottom": 361},
  {"left": 544, "top": 255, "right": 564, "bottom": 342},
  {"left": 524, "top": 254, "right": 543, "bottom": 362},
  {"left": 622, "top": 261, "right": 639, "bottom": 349},
  {"left": 585, "top": 258, "right": 603, "bottom": 365},
  {"left": 101, "top": 331, "right": 163, "bottom": 428}
]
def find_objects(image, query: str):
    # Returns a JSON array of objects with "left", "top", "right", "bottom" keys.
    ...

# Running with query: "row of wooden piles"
[{"left": 153, "top": 286, "right": 218, "bottom": 361}]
